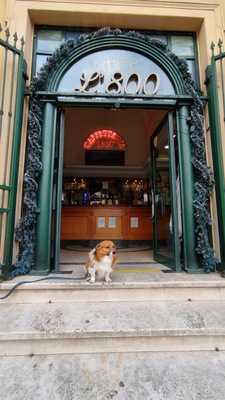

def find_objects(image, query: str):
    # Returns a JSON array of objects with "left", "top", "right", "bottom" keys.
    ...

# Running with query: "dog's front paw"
[
  {"left": 90, "top": 278, "right": 95, "bottom": 283},
  {"left": 105, "top": 277, "right": 112, "bottom": 284},
  {"left": 86, "top": 273, "right": 91, "bottom": 281}
]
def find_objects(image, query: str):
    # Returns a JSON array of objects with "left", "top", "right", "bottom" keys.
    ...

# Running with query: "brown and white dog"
[{"left": 85, "top": 240, "right": 117, "bottom": 283}]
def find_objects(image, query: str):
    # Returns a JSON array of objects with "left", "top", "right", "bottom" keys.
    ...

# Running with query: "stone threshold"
[
  {"left": 1, "top": 274, "right": 225, "bottom": 303},
  {"left": 1, "top": 272, "right": 225, "bottom": 289},
  {"left": 1, "top": 334, "right": 225, "bottom": 356}
]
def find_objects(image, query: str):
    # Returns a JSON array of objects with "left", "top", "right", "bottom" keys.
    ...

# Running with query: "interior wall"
[{"left": 63, "top": 108, "right": 167, "bottom": 168}]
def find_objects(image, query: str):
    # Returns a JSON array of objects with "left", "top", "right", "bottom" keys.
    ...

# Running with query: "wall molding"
[{"left": 17, "top": 0, "right": 220, "bottom": 12}]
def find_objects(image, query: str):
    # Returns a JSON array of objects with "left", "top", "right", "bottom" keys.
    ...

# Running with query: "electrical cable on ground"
[{"left": 0, "top": 275, "right": 86, "bottom": 300}]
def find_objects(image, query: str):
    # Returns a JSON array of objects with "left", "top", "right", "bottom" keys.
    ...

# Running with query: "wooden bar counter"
[{"left": 61, "top": 206, "right": 153, "bottom": 241}]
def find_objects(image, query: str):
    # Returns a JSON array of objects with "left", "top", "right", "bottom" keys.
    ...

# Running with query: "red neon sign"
[{"left": 84, "top": 129, "right": 126, "bottom": 150}]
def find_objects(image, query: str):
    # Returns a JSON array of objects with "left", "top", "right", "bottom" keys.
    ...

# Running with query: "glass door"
[
  {"left": 151, "top": 111, "right": 181, "bottom": 270},
  {"left": 51, "top": 109, "right": 64, "bottom": 271}
]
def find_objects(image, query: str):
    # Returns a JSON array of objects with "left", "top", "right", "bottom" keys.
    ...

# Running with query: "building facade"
[{"left": 0, "top": 0, "right": 225, "bottom": 277}]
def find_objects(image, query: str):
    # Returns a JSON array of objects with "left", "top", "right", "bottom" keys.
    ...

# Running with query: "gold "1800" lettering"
[{"left": 74, "top": 71, "right": 160, "bottom": 95}]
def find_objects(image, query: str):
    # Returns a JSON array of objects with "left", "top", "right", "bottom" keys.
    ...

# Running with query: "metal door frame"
[
  {"left": 51, "top": 109, "right": 64, "bottom": 272},
  {"left": 151, "top": 111, "right": 181, "bottom": 271},
  {"left": 48, "top": 100, "right": 196, "bottom": 273}
]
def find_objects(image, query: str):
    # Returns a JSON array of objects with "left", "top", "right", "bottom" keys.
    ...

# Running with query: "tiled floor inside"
[
  {"left": 59, "top": 245, "right": 171, "bottom": 280},
  {"left": 1, "top": 243, "right": 222, "bottom": 285}
]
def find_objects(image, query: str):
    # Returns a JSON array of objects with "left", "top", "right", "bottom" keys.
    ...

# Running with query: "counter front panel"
[{"left": 61, "top": 206, "right": 169, "bottom": 241}]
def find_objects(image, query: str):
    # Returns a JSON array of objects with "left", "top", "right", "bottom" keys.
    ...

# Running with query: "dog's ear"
[
  {"left": 95, "top": 244, "right": 102, "bottom": 261},
  {"left": 89, "top": 248, "right": 96, "bottom": 257}
]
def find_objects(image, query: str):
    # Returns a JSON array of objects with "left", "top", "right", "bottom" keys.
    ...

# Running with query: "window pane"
[
  {"left": 37, "top": 30, "right": 64, "bottom": 52},
  {"left": 33, "top": 28, "right": 199, "bottom": 85},
  {"left": 65, "top": 31, "right": 80, "bottom": 41},
  {"left": 170, "top": 35, "right": 195, "bottom": 57},
  {"left": 65, "top": 29, "right": 94, "bottom": 42},
  {"left": 186, "top": 59, "right": 196, "bottom": 82},
  {"left": 149, "top": 34, "right": 168, "bottom": 45},
  {"left": 36, "top": 54, "right": 49, "bottom": 74}
]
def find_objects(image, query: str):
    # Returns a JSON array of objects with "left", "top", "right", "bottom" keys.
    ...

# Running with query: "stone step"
[
  {"left": 0, "top": 352, "right": 225, "bottom": 400},
  {"left": 1, "top": 273, "right": 225, "bottom": 303},
  {"left": 1, "top": 300, "right": 225, "bottom": 355},
  {"left": 1, "top": 352, "right": 225, "bottom": 400}
]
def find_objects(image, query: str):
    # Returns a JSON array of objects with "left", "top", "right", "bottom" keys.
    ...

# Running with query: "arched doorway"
[{"left": 13, "top": 29, "right": 217, "bottom": 276}]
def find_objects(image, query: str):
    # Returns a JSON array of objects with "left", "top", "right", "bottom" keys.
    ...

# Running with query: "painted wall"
[
  {"left": 0, "top": 0, "right": 225, "bottom": 261},
  {"left": 0, "top": 0, "right": 7, "bottom": 81},
  {"left": 0, "top": 0, "right": 6, "bottom": 21}
]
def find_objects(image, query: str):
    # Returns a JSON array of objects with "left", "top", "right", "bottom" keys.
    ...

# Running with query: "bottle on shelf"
[{"left": 82, "top": 190, "right": 90, "bottom": 206}]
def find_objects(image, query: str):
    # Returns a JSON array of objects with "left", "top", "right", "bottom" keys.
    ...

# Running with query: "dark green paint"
[
  {"left": 0, "top": 208, "right": 9, "bottom": 213},
  {"left": 151, "top": 112, "right": 181, "bottom": 271},
  {"left": 206, "top": 63, "right": 225, "bottom": 267},
  {"left": 0, "top": 38, "right": 21, "bottom": 55},
  {"left": 177, "top": 106, "right": 199, "bottom": 272},
  {"left": 46, "top": 36, "right": 186, "bottom": 95},
  {"left": 35, "top": 102, "right": 57, "bottom": 272},
  {"left": 0, "top": 184, "right": 12, "bottom": 190},
  {"left": 51, "top": 110, "right": 65, "bottom": 271},
  {"left": 32, "top": 32, "right": 205, "bottom": 273},
  {"left": 36, "top": 35, "right": 200, "bottom": 271},
  {"left": 168, "top": 111, "right": 181, "bottom": 271},
  {"left": 3, "top": 57, "right": 27, "bottom": 275}
]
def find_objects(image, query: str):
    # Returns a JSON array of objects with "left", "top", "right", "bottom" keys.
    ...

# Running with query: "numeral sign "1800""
[{"left": 74, "top": 71, "right": 160, "bottom": 96}]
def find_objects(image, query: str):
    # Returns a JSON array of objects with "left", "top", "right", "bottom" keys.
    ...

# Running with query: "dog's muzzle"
[{"left": 108, "top": 250, "right": 116, "bottom": 256}]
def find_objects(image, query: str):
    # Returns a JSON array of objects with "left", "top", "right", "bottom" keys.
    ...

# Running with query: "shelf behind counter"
[{"left": 61, "top": 205, "right": 169, "bottom": 241}]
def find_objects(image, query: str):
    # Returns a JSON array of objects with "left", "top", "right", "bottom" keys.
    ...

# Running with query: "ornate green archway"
[
  {"left": 12, "top": 28, "right": 217, "bottom": 276},
  {"left": 39, "top": 32, "right": 186, "bottom": 94}
]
